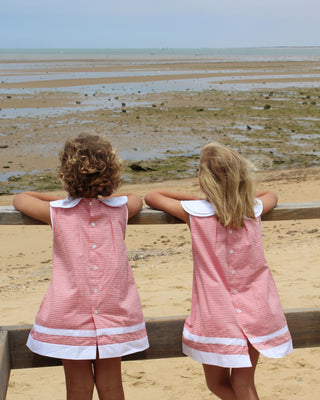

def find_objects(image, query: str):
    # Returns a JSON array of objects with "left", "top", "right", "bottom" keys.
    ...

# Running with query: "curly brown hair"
[{"left": 57, "top": 133, "right": 123, "bottom": 198}]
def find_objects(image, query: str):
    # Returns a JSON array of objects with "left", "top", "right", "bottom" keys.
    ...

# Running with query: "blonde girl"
[
  {"left": 13, "top": 133, "right": 149, "bottom": 400},
  {"left": 144, "top": 142, "right": 292, "bottom": 400}
]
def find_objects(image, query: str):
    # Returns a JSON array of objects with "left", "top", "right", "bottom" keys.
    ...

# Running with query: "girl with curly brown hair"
[{"left": 13, "top": 133, "right": 149, "bottom": 400}]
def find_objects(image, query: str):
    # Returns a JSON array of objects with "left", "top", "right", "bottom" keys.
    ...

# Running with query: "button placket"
[
  {"left": 89, "top": 201, "right": 99, "bottom": 316},
  {"left": 228, "top": 231, "right": 239, "bottom": 303}
]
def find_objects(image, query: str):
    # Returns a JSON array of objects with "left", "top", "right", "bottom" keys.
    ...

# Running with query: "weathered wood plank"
[
  {"left": 261, "top": 202, "right": 320, "bottom": 221},
  {"left": 285, "top": 308, "right": 320, "bottom": 348},
  {"left": 0, "top": 207, "right": 46, "bottom": 226},
  {"left": 0, "top": 331, "right": 10, "bottom": 400},
  {"left": 1, "top": 203, "right": 320, "bottom": 226},
  {"left": 1, "top": 308, "right": 319, "bottom": 370}
]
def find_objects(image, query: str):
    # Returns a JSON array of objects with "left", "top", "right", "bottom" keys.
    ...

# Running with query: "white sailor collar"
[
  {"left": 181, "top": 198, "right": 263, "bottom": 218},
  {"left": 50, "top": 196, "right": 128, "bottom": 208}
]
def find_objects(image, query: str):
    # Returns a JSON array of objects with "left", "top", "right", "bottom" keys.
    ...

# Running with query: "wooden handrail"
[
  {"left": 0, "top": 309, "right": 319, "bottom": 371},
  {"left": 1, "top": 202, "right": 320, "bottom": 225}
]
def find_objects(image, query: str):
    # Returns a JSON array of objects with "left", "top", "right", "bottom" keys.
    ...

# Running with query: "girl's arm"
[
  {"left": 113, "top": 192, "right": 143, "bottom": 219},
  {"left": 13, "top": 192, "right": 64, "bottom": 225},
  {"left": 144, "top": 190, "right": 202, "bottom": 225},
  {"left": 256, "top": 190, "right": 278, "bottom": 215}
]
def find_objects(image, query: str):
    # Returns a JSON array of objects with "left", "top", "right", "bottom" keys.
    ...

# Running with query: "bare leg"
[
  {"left": 93, "top": 357, "right": 124, "bottom": 400},
  {"left": 62, "top": 359, "right": 94, "bottom": 400},
  {"left": 203, "top": 364, "right": 236, "bottom": 400},
  {"left": 231, "top": 342, "right": 260, "bottom": 400}
]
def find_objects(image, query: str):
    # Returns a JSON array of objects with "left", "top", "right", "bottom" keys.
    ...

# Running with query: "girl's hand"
[
  {"left": 144, "top": 190, "right": 202, "bottom": 225},
  {"left": 256, "top": 190, "right": 278, "bottom": 215},
  {"left": 13, "top": 192, "right": 64, "bottom": 225}
]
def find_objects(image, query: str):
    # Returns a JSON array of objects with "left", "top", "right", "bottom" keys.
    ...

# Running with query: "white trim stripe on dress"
[
  {"left": 183, "top": 344, "right": 252, "bottom": 368},
  {"left": 249, "top": 325, "right": 289, "bottom": 344},
  {"left": 183, "top": 326, "right": 289, "bottom": 347},
  {"left": 33, "top": 322, "right": 146, "bottom": 338},
  {"left": 257, "top": 340, "right": 293, "bottom": 358},
  {"left": 27, "top": 335, "right": 149, "bottom": 360},
  {"left": 183, "top": 327, "right": 247, "bottom": 346}
]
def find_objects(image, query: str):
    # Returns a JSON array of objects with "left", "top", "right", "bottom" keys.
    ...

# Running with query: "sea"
[{"left": 1, "top": 47, "right": 320, "bottom": 62}]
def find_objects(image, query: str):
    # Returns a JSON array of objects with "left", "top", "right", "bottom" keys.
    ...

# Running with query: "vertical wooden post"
[{"left": 0, "top": 331, "right": 10, "bottom": 400}]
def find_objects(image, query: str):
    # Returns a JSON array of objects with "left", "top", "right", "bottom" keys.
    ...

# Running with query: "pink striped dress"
[
  {"left": 27, "top": 196, "right": 149, "bottom": 360},
  {"left": 180, "top": 199, "right": 293, "bottom": 368}
]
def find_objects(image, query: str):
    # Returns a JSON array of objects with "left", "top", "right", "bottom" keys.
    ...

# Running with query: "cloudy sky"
[{"left": 1, "top": 0, "right": 319, "bottom": 48}]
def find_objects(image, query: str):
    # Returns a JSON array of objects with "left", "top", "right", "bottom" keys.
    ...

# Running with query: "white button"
[
  {"left": 233, "top": 289, "right": 238, "bottom": 294},
  {"left": 230, "top": 249, "right": 234, "bottom": 254},
  {"left": 229, "top": 229, "right": 232, "bottom": 234},
  {"left": 89, "top": 201, "right": 92, "bottom": 206},
  {"left": 94, "top": 309, "right": 98, "bottom": 314},
  {"left": 237, "top": 309, "right": 241, "bottom": 313},
  {"left": 91, "top": 222, "right": 96, "bottom": 227},
  {"left": 92, "top": 243, "right": 96, "bottom": 249},
  {"left": 93, "top": 288, "right": 98, "bottom": 293},
  {"left": 93, "top": 265, "right": 98, "bottom": 270},
  {"left": 232, "top": 269, "right": 236, "bottom": 275}
]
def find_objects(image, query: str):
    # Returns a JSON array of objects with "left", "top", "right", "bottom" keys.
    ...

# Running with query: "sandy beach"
[{"left": 0, "top": 52, "right": 319, "bottom": 399}]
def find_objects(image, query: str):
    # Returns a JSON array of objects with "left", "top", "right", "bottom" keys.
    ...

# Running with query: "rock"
[
  {"left": 129, "top": 163, "right": 148, "bottom": 171},
  {"left": 128, "top": 163, "right": 155, "bottom": 172}
]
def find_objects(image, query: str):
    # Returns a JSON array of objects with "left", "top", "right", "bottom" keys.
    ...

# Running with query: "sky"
[{"left": 0, "top": 0, "right": 319, "bottom": 49}]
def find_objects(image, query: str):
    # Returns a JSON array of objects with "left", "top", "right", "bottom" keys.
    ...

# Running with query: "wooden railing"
[{"left": 1, "top": 203, "right": 320, "bottom": 400}]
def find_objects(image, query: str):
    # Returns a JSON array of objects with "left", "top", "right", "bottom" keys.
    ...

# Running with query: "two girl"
[
  {"left": 14, "top": 135, "right": 292, "bottom": 400},
  {"left": 145, "top": 142, "right": 293, "bottom": 400}
]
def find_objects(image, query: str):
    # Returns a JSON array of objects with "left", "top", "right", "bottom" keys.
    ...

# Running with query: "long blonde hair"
[{"left": 198, "top": 142, "right": 256, "bottom": 229}]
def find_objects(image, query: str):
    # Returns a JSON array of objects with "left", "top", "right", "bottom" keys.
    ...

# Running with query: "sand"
[
  {"left": 0, "top": 56, "right": 319, "bottom": 399},
  {"left": 0, "top": 168, "right": 319, "bottom": 399}
]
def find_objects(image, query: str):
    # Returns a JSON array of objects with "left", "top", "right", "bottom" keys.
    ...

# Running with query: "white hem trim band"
[
  {"left": 27, "top": 335, "right": 149, "bottom": 360},
  {"left": 183, "top": 343, "right": 252, "bottom": 368}
]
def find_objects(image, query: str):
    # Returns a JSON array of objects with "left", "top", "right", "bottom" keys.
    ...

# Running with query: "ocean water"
[{"left": 1, "top": 47, "right": 320, "bottom": 62}]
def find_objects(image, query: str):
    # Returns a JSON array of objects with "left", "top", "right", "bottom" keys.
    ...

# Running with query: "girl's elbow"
[
  {"left": 144, "top": 192, "right": 154, "bottom": 207},
  {"left": 13, "top": 193, "right": 24, "bottom": 210},
  {"left": 271, "top": 191, "right": 278, "bottom": 207}
]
